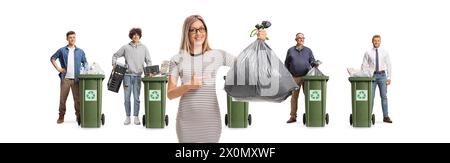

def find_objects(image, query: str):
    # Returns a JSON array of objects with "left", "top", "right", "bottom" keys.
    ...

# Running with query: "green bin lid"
[
  {"left": 142, "top": 76, "right": 168, "bottom": 82},
  {"left": 78, "top": 74, "right": 105, "bottom": 79},
  {"left": 302, "top": 76, "right": 329, "bottom": 81},
  {"left": 348, "top": 77, "right": 375, "bottom": 82}
]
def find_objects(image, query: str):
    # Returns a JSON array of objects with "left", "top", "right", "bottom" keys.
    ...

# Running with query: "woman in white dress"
[{"left": 168, "top": 15, "right": 266, "bottom": 143}]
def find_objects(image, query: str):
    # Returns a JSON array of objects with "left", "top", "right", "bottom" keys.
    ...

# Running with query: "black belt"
[{"left": 374, "top": 70, "right": 385, "bottom": 74}]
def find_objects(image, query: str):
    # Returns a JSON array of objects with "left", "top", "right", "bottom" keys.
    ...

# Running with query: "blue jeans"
[
  {"left": 123, "top": 75, "right": 141, "bottom": 116},
  {"left": 372, "top": 73, "right": 389, "bottom": 117}
]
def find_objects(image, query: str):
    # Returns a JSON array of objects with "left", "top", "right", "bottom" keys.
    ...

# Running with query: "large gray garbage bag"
[{"left": 225, "top": 40, "right": 299, "bottom": 103}]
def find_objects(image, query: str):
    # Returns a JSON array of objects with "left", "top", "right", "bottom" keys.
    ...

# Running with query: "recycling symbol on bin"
[
  {"left": 356, "top": 90, "right": 368, "bottom": 101},
  {"left": 85, "top": 90, "right": 97, "bottom": 101},
  {"left": 310, "top": 90, "right": 321, "bottom": 101},
  {"left": 149, "top": 90, "right": 161, "bottom": 101}
]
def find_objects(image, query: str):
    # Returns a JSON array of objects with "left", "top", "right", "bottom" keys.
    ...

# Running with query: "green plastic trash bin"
[
  {"left": 302, "top": 76, "right": 329, "bottom": 127},
  {"left": 142, "top": 76, "right": 168, "bottom": 128},
  {"left": 224, "top": 76, "right": 251, "bottom": 128},
  {"left": 79, "top": 74, "right": 105, "bottom": 128},
  {"left": 349, "top": 77, "right": 375, "bottom": 127}
]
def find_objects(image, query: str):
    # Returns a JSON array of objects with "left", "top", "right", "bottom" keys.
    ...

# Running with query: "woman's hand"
[
  {"left": 185, "top": 74, "right": 203, "bottom": 90},
  {"left": 257, "top": 29, "right": 267, "bottom": 40},
  {"left": 167, "top": 73, "right": 204, "bottom": 100}
]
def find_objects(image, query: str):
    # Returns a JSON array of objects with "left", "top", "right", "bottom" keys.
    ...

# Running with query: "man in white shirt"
[
  {"left": 50, "top": 31, "right": 88, "bottom": 124},
  {"left": 361, "top": 35, "right": 392, "bottom": 123}
]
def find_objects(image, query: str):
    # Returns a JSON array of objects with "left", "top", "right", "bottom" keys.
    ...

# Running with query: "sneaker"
[
  {"left": 134, "top": 116, "right": 141, "bottom": 125},
  {"left": 124, "top": 116, "right": 131, "bottom": 125}
]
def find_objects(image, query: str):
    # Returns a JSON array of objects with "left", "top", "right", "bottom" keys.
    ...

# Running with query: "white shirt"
[
  {"left": 65, "top": 47, "right": 75, "bottom": 79},
  {"left": 361, "top": 47, "right": 392, "bottom": 80}
]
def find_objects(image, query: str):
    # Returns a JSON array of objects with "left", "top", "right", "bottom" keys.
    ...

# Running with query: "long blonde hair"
[{"left": 179, "top": 15, "right": 212, "bottom": 54}]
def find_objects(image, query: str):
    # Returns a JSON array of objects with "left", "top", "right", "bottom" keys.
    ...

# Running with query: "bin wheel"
[
  {"left": 142, "top": 115, "right": 146, "bottom": 127},
  {"left": 101, "top": 114, "right": 105, "bottom": 125},
  {"left": 350, "top": 114, "right": 353, "bottom": 125},
  {"left": 372, "top": 114, "right": 375, "bottom": 125},
  {"left": 165, "top": 115, "right": 169, "bottom": 126},
  {"left": 325, "top": 113, "right": 329, "bottom": 125},
  {"left": 303, "top": 113, "right": 306, "bottom": 125},
  {"left": 225, "top": 114, "right": 228, "bottom": 126},
  {"left": 248, "top": 114, "right": 252, "bottom": 126}
]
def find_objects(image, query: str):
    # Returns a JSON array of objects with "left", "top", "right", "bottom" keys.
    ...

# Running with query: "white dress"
[{"left": 169, "top": 49, "right": 235, "bottom": 143}]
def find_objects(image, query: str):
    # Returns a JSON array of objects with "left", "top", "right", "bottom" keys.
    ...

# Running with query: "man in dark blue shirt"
[{"left": 284, "top": 33, "right": 317, "bottom": 123}]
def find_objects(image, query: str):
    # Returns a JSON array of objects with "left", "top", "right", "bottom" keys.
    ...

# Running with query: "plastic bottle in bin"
[
  {"left": 86, "top": 62, "right": 104, "bottom": 74},
  {"left": 91, "top": 62, "right": 97, "bottom": 74},
  {"left": 81, "top": 62, "right": 88, "bottom": 74}
]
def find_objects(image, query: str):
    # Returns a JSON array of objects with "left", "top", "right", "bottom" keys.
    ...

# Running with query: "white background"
[{"left": 0, "top": 0, "right": 449, "bottom": 142}]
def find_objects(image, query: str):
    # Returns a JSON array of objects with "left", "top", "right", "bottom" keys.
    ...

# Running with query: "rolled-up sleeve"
[{"left": 50, "top": 49, "right": 61, "bottom": 61}]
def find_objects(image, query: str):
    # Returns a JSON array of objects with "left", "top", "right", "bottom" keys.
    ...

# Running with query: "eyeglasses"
[
  {"left": 189, "top": 27, "right": 206, "bottom": 34},
  {"left": 296, "top": 37, "right": 305, "bottom": 40}
]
